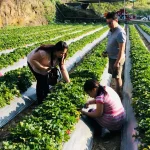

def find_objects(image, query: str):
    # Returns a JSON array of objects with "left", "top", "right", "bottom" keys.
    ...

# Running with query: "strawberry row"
[
  {"left": 139, "top": 24, "right": 150, "bottom": 36},
  {"left": 0, "top": 24, "right": 78, "bottom": 36},
  {"left": 129, "top": 25, "right": 150, "bottom": 149},
  {"left": 0, "top": 24, "right": 90, "bottom": 51}
]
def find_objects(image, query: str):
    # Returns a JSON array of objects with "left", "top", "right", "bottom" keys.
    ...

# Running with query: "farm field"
[{"left": 0, "top": 22, "right": 150, "bottom": 150}]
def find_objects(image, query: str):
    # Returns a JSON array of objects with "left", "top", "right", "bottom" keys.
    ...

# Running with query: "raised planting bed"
[
  {"left": 139, "top": 24, "right": 150, "bottom": 36},
  {"left": 135, "top": 24, "right": 150, "bottom": 43},
  {"left": 129, "top": 25, "right": 150, "bottom": 149}
]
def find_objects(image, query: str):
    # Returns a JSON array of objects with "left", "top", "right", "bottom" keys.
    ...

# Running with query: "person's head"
[
  {"left": 106, "top": 12, "right": 118, "bottom": 29},
  {"left": 84, "top": 79, "right": 107, "bottom": 98},
  {"left": 36, "top": 41, "right": 68, "bottom": 59},
  {"left": 53, "top": 41, "right": 68, "bottom": 58}
]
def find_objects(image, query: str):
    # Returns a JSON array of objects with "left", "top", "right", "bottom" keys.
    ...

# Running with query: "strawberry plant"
[{"left": 0, "top": 67, "right": 33, "bottom": 107}]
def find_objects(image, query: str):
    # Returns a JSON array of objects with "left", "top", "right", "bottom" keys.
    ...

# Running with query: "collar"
[{"left": 110, "top": 26, "right": 119, "bottom": 32}]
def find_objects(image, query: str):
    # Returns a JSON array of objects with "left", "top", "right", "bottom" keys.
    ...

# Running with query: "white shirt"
[{"left": 27, "top": 48, "right": 58, "bottom": 75}]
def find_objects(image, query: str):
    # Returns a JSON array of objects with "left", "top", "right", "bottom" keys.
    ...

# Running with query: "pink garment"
[
  {"left": 94, "top": 86, "right": 126, "bottom": 130},
  {"left": 0, "top": 72, "right": 3, "bottom": 77}
]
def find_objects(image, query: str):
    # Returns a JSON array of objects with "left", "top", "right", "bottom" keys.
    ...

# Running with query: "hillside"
[
  {"left": 0, "top": 0, "right": 149, "bottom": 28},
  {"left": 0, "top": 0, "right": 56, "bottom": 27}
]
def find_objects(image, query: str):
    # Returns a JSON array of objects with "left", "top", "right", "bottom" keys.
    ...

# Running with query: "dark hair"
[
  {"left": 106, "top": 12, "right": 118, "bottom": 20},
  {"left": 36, "top": 41, "right": 68, "bottom": 53},
  {"left": 84, "top": 79, "right": 107, "bottom": 96},
  {"left": 36, "top": 41, "right": 68, "bottom": 68}
]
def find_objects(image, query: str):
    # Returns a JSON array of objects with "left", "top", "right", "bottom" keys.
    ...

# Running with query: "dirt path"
[{"left": 92, "top": 133, "right": 121, "bottom": 150}]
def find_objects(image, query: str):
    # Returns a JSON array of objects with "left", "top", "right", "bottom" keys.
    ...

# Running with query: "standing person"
[
  {"left": 81, "top": 79, "right": 126, "bottom": 132},
  {"left": 27, "top": 41, "right": 70, "bottom": 104},
  {"left": 102, "top": 12, "right": 126, "bottom": 99}
]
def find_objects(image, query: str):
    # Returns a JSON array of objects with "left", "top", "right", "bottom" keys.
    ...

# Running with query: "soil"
[{"left": 92, "top": 132, "right": 121, "bottom": 150}]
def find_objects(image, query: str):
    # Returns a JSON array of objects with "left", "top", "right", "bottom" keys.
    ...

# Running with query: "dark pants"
[
  {"left": 88, "top": 109, "right": 102, "bottom": 135},
  {"left": 87, "top": 109, "right": 121, "bottom": 137},
  {"left": 28, "top": 62, "right": 49, "bottom": 104}
]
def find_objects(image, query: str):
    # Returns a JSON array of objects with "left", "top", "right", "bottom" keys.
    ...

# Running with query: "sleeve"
[
  {"left": 117, "top": 31, "right": 126, "bottom": 43},
  {"left": 39, "top": 50, "right": 47, "bottom": 59},
  {"left": 96, "top": 94, "right": 105, "bottom": 104},
  {"left": 107, "top": 31, "right": 111, "bottom": 38}
]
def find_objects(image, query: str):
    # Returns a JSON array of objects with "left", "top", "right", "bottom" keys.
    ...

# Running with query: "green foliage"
[
  {"left": 90, "top": 1, "right": 150, "bottom": 16},
  {"left": 129, "top": 25, "right": 150, "bottom": 149},
  {"left": 134, "top": 8, "right": 150, "bottom": 16},
  {"left": 139, "top": 24, "right": 150, "bottom": 36},
  {"left": 0, "top": 24, "right": 73, "bottom": 50},
  {"left": 0, "top": 67, "right": 33, "bottom": 107},
  {"left": 43, "top": 1, "right": 57, "bottom": 23},
  {"left": 90, "top": 2, "right": 124, "bottom": 15}
]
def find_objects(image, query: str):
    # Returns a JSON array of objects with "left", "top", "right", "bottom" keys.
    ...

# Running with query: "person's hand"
[
  {"left": 114, "top": 61, "right": 120, "bottom": 69},
  {"left": 80, "top": 109, "right": 84, "bottom": 114},
  {"left": 79, "top": 109, "right": 85, "bottom": 115},
  {"left": 80, "top": 109, "right": 88, "bottom": 116},
  {"left": 85, "top": 102, "right": 90, "bottom": 108},
  {"left": 102, "top": 51, "right": 108, "bottom": 57},
  {"left": 42, "top": 66, "right": 51, "bottom": 72}
]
